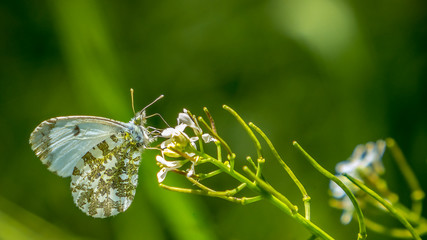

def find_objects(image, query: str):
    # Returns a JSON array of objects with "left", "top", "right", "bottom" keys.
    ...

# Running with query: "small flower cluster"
[
  {"left": 156, "top": 109, "right": 215, "bottom": 183},
  {"left": 329, "top": 140, "right": 386, "bottom": 224}
]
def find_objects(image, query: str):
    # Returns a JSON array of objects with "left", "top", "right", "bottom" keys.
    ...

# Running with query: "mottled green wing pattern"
[{"left": 70, "top": 132, "right": 142, "bottom": 218}]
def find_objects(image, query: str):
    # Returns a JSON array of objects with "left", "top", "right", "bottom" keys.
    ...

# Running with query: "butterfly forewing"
[
  {"left": 30, "top": 116, "right": 127, "bottom": 177},
  {"left": 71, "top": 132, "right": 142, "bottom": 218}
]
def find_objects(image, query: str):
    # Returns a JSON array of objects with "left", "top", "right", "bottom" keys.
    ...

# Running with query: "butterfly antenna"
[
  {"left": 130, "top": 88, "right": 136, "bottom": 115},
  {"left": 146, "top": 113, "right": 171, "bottom": 128},
  {"left": 141, "top": 95, "right": 164, "bottom": 112}
]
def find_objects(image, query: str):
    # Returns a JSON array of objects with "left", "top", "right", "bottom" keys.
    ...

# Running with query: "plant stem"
[
  {"left": 386, "top": 138, "right": 425, "bottom": 218},
  {"left": 344, "top": 174, "right": 421, "bottom": 240},
  {"left": 223, "top": 105, "right": 262, "bottom": 160},
  {"left": 200, "top": 153, "right": 334, "bottom": 239},
  {"left": 250, "top": 122, "right": 311, "bottom": 220},
  {"left": 293, "top": 141, "right": 367, "bottom": 240},
  {"left": 243, "top": 166, "right": 297, "bottom": 215},
  {"left": 198, "top": 116, "right": 233, "bottom": 157},
  {"left": 267, "top": 196, "right": 334, "bottom": 240}
]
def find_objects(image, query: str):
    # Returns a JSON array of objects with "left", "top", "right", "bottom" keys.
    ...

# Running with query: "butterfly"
[{"left": 29, "top": 93, "right": 163, "bottom": 218}]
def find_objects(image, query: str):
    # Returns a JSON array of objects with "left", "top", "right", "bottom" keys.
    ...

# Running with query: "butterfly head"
[
  {"left": 132, "top": 110, "right": 147, "bottom": 126},
  {"left": 127, "top": 110, "right": 151, "bottom": 146},
  {"left": 127, "top": 94, "right": 164, "bottom": 145},
  {"left": 130, "top": 94, "right": 164, "bottom": 126}
]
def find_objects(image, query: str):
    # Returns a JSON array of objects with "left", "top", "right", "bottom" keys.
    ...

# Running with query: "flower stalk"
[
  {"left": 153, "top": 105, "right": 426, "bottom": 240},
  {"left": 293, "top": 141, "right": 367, "bottom": 240},
  {"left": 250, "top": 122, "right": 311, "bottom": 220},
  {"left": 344, "top": 174, "right": 421, "bottom": 240},
  {"left": 386, "top": 138, "right": 425, "bottom": 218}
]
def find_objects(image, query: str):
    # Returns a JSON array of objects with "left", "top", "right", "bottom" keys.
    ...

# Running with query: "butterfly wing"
[
  {"left": 30, "top": 116, "right": 128, "bottom": 177},
  {"left": 71, "top": 132, "right": 142, "bottom": 218}
]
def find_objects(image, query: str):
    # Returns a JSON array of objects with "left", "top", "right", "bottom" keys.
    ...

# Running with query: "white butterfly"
[{"left": 29, "top": 95, "right": 162, "bottom": 218}]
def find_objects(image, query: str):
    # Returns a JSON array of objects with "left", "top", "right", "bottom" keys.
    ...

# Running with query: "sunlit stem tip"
[
  {"left": 250, "top": 123, "right": 310, "bottom": 219},
  {"left": 245, "top": 156, "right": 257, "bottom": 170},
  {"left": 222, "top": 105, "right": 262, "bottom": 159}
]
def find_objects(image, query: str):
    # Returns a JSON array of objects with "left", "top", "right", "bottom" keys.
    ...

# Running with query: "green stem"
[
  {"left": 215, "top": 140, "right": 222, "bottom": 162},
  {"left": 186, "top": 177, "right": 246, "bottom": 196},
  {"left": 193, "top": 153, "right": 334, "bottom": 239},
  {"left": 197, "top": 169, "right": 223, "bottom": 180},
  {"left": 386, "top": 138, "right": 425, "bottom": 218},
  {"left": 198, "top": 116, "right": 233, "bottom": 157},
  {"left": 199, "top": 152, "right": 259, "bottom": 190},
  {"left": 252, "top": 186, "right": 333, "bottom": 240},
  {"left": 250, "top": 122, "right": 311, "bottom": 219},
  {"left": 365, "top": 217, "right": 427, "bottom": 239},
  {"left": 344, "top": 174, "right": 421, "bottom": 240},
  {"left": 266, "top": 195, "right": 334, "bottom": 240},
  {"left": 293, "top": 141, "right": 367, "bottom": 240},
  {"left": 394, "top": 203, "right": 427, "bottom": 226},
  {"left": 245, "top": 156, "right": 257, "bottom": 171},
  {"left": 243, "top": 166, "right": 298, "bottom": 215},
  {"left": 304, "top": 198, "right": 311, "bottom": 221},
  {"left": 223, "top": 105, "right": 262, "bottom": 160},
  {"left": 159, "top": 183, "right": 260, "bottom": 204},
  {"left": 255, "top": 157, "right": 265, "bottom": 179}
]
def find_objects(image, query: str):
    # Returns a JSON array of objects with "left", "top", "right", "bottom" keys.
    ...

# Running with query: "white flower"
[
  {"left": 156, "top": 155, "right": 185, "bottom": 183},
  {"left": 330, "top": 140, "right": 386, "bottom": 224},
  {"left": 160, "top": 124, "right": 195, "bottom": 157},
  {"left": 160, "top": 110, "right": 215, "bottom": 153},
  {"left": 177, "top": 109, "right": 216, "bottom": 143},
  {"left": 178, "top": 109, "right": 202, "bottom": 135},
  {"left": 161, "top": 124, "right": 187, "bottom": 139},
  {"left": 187, "top": 161, "right": 196, "bottom": 178},
  {"left": 156, "top": 109, "right": 216, "bottom": 182},
  {"left": 156, "top": 155, "right": 198, "bottom": 182}
]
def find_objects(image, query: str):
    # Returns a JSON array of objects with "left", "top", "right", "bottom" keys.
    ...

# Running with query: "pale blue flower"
[
  {"left": 335, "top": 140, "right": 386, "bottom": 176},
  {"left": 330, "top": 140, "right": 386, "bottom": 224}
]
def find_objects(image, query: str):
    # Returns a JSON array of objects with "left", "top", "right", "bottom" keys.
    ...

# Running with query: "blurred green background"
[{"left": 0, "top": 0, "right": 426, "bottom": 239}]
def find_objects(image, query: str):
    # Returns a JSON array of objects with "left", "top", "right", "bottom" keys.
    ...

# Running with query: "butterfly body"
[{"left": 30, "top": 110, "right": 154, "bottom": 218}]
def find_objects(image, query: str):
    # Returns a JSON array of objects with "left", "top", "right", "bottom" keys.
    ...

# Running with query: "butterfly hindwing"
[
  {"left": 71, "top": 132, "right": 142, "bottom": 218},
  {"left": 29, "top": 116, "right": 128, "bottom": 177}
]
